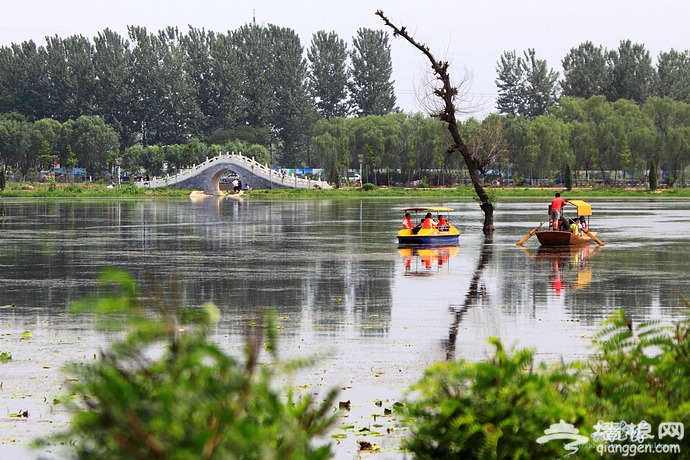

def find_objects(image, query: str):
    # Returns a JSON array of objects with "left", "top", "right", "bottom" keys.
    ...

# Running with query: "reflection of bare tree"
[{"left": 443, "top": 236, "right": 493, "bottom": 360}]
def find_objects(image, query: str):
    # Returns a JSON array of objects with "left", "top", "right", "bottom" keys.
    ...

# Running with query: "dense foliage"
[
  {"left": 0, "top": 24, "right": 397, "bottom": 168},
  {"left": 348, "top": 28, "right": 397, "bottom": 117},
  {"left": 402, "top": 297, "right": 690, "bottom": 459},
  {"left": 40, "top": 268, "right": 339, "bottom": 459},
  {"left": 402, "top": 337, "right": 585, "bottom": 459},
  {"left": 307, "top": 31, "right": 350, "bottom": 120},
  {"left": 496, "top": 49, "right": 560, "bottom": 119},
  {"left": 498, "top": 40, "right": 690, "bottom": 118},
  {"left": 2, "top": 95, "right": 689, "bottom": 187},
  {"left": 1, "top": 23, "right": 689, "bottom": 186},
  {"left": 311, "top": 97, "right": 690, "bottom": 188}
]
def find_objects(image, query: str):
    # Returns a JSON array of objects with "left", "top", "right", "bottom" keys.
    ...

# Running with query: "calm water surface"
[{"left": 1, "top": 196, "right": 689, "bottom": 458}]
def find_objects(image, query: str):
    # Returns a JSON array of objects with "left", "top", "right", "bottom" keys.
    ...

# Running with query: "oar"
[
  {"left": 516, "top": 223, "right": 541, "bottom": 246},
  {"left": 582, "top": 228, "right": 605, "bottom": 246}
]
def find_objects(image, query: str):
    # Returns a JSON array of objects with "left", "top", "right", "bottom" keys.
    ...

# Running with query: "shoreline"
[{"left": 2, "top": 182, "right": 690, "bottom": 199}]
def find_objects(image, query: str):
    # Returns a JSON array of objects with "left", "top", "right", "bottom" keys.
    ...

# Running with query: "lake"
[{"left": 1, "top": 196, "right": 689, "bottom": 459}]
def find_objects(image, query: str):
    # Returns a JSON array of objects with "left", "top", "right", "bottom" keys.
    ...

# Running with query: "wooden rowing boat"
[
  {"left": 534, "top": 199, "right": 603, "bottom": 247},
  {"left": 535, "top": 230, "right": 599, "bottom": 246}
]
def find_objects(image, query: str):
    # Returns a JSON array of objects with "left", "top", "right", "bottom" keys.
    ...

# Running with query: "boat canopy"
[
  {"left": 402, "top": 207, "right": 454, "bottom": 213},
  {"left": 569, "top": 200, "right": 592, "bottom": 216}
]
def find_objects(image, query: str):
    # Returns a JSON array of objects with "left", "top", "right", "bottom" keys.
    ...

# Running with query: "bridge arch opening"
[{"left": 211, "top": 169, "right": 242, "bottom": 194}]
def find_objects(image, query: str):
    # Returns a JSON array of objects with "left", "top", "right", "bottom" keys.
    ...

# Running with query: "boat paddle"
[
  {"left": 582, "top": 228, "right": 605, "bottom": 246},
  {"left": 516, "top": 222, "right": 542, "bottom": 246}
]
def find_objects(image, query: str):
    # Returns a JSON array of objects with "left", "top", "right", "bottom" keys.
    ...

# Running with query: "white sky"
[{"left": 2, "top": 0, "right": 689, "bottom": 119}]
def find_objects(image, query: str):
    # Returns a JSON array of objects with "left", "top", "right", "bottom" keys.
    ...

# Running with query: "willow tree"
[{"left": 376, "top": 10, "right": 494, "bottom": 234}]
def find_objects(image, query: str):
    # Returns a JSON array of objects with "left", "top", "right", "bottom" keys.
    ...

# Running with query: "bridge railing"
[{"left": 135, "top": 152, "right": 332, "bottom": 190}]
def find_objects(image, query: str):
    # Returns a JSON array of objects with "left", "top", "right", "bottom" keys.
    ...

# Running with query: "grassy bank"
[
  {"left": 0, "top": 182, "right": 191, "bottom": 198},
  {"left": 2, "top": 181, "right": 690, "bottom": 198},
  {"left": 245, "top": 184, "right": 690, "bottom": 199}
]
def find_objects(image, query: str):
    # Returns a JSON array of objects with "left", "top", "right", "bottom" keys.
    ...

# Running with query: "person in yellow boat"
[
  {"left": 421, "top": 212, "right": 436, "bottom": 229},
  {"left": 570, "top": 220, "right": 579, "bottom": 235},
  {"left": 436, "top": 215, "right": 450, "bottom": 230},
  {"left": 402, "top": 212, "right": 414, "bottom": 229},
  {"left": 578, "top": 215, "right": 589, "bottom": 233}
]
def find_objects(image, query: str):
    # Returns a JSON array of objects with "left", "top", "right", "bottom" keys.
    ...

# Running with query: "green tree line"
[
  {"left": 496, "top": 41, "right": 690, "bottom": 118},
  {"left": 311, "top": 97, "right": 690, "bottom": 188},
  {"left": 0, "top": 112, "right": 271, "bottom": 180},
  {"left": 3, "top": 96, "right": 689, "bottom": 187},
  {"left": 0, "top": 24, "right": 397, "bottom": 169},
  {"left": 505, "top": 96, "right": 690, "bottom": 187},
  {"left": 2, "top": 24, "right": 690, "bottom": 186}
]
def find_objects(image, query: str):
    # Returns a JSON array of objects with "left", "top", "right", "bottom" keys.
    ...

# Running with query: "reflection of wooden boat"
[
  {"left": 535, "top": 200, "right": 600, "bottom": 247},
  {"left": 535, "top": 245, "right": 600, "bottom": 260},
  {"left": 397, "top": 207, "right": 460, "bottom": 246},
  {"left": 398, "top": 246, "right": 459, "bottom": 275},
  {"left": 527, "top": 245, "right": 601, "bottom": 292}
]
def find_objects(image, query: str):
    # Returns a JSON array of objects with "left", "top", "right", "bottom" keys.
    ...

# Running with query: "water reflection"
[
  {"left": 2, "top": 198, "right": 690, "bottom": 458},
  {"left": 521, "top": 245, "right": 602, "bottom": 294},
  {"left": 444, "top": 235, "right": 493, "bottom": 360},
  {"left": 398, "top": 245, "right": 460, "bottom": 276}
]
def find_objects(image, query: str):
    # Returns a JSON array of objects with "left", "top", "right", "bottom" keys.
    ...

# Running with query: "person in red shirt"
[
  {"left": 402, "top": 212, "right": 414, "bottom": 229},
  {"left": 437, "top": 215, "right": 450, "bottom": 230},
  {"left": 550, "top": 193, "right": 570, "bottom": 230}
]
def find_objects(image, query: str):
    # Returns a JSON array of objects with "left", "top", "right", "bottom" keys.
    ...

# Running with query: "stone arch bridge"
[{"left": 134, "top": 152, "right": 332, "bottom": 195}]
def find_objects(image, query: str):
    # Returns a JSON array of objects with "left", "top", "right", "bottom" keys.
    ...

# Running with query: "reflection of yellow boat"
[
  {"left": 397, "top": 207, "right": 460, "bottom": 246},
  {"left": 398, "top": 246, "right": 460, "bottom": 275},
  {"left": 535, "top": 200, "right": 600, "bottom": 246}
]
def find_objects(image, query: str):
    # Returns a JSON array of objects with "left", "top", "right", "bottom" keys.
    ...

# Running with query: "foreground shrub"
[
  {"left": 39, "top": 268, "right": 338, "bottom": 459},
  {"left": 582, "top": 302, "right": 690, "bottom": 458},
  {"left": 402, "top": 296, "right": 690, "bottom": 459},
  {"left": 401, "top": 337, "right": 586, "bottom": 459}
]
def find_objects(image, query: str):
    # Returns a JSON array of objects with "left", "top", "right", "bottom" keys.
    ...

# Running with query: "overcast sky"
[{"left": 2, "top": 0, "right": 689, "bottom": 118}]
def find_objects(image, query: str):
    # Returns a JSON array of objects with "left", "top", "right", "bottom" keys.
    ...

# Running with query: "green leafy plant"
[
  {"left": 581, "top": 303, "right": 690, "bottom": 457},
  {"left": 564, "top": 163, "right": 573, "bottom": 191},
  {"left": 359, "top": 182, "right": 378, "bottom": 192},
  {"left": 39, "top": 268, "right": 339, "bottom": 459},
  {"left": 47, "top": 176, "right": 57, "bottom": 191},
  {"left": 400, "top": 337, "right": 586, "bottom": 459},
  {"left": 649, "top": 160, "right": 658, "bottom": 190},
  {"left": 0, "top": 351, "right": 11, "bottom": 361},
  {"left": 401, "top": 296, "right": 690, "bottom": 459},
  {"left": 63, "top": 184, "right": 83, "bottom": 194}
]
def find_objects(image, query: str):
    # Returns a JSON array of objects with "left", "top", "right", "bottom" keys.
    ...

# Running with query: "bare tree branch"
[{"left": 376, "top": 10, "right": 495, "bottom": 234}]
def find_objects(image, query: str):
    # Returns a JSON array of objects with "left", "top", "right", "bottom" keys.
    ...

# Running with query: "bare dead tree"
[{"left": 376, "top": 10, "right": 495, "bottom": 234}]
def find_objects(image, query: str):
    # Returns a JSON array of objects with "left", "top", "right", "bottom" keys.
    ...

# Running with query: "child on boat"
[{"left": 437, "top": 215, "right": 450, "bottom": 231}]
